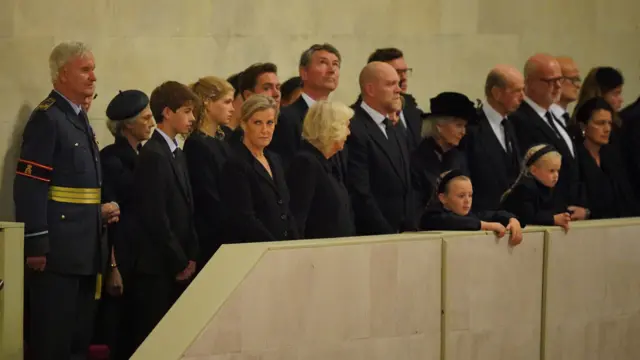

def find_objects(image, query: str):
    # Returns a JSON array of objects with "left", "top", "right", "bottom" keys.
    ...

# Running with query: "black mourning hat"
[
  {"left": 106, "top": 90, "right": 149, "bottom": 121},
  {"left": 427, "top": 92, "right": 477, "bottom": 123}
]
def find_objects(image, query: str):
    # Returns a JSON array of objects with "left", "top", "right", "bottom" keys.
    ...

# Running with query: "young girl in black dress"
[
  {"left": 420, "top": 169, "right": 523, "bottom": 245},
  {"left": 501, "top": 144, "right": 572, "bottom": 231}
]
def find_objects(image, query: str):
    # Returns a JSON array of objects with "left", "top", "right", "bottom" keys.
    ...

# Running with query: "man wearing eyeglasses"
[
  {"left": 363, "top": 48, "right": 423, "bottom": 153},
  {"left": 550, "top": 56, "right": 581, "bottom": 129},
  {"left": 511, "top": 53, "right": 589, "bottom": 221}
]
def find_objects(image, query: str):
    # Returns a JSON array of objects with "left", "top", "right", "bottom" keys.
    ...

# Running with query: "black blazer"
[
  {"left": 269, "top": 96, "right": 309, "bottom": 167},
  {"left": 401, "top": 93, "right": 424, "bottom": 153},
  {"left": 411, "top": 137, "right": 468, "bottom": 212},
  {"left": 100, "top": 136, "right": 138, "bottom": 275},
  {"left": 420, "top": 204, "right": 517, "bottom": 231},
  {"left": 353, "top": 93, "right": 423, "bottom": 153},
  {"left": 511, "top": 101, "right": 586, "bottom": 209},
  {"left": 286, "top": 141, "right": 355, "bottom": 239},
  {"left": 463, "top": 111, "right": 521, "bottom": 212},
  {"left": 577, "top": 144, "right": 639, "bottom": 219},
  {"left": 183, "top": 130, "right": 232, "bottom": 263},
  {"left": 129, "top": 131, "right": 198, "bottom": 276},
  {"left": 620, "top": 97, "right": 640, "bottom": 199},
  {"left": 220, "top": 143, "right": 299, "bottom": 243},
  {"left": 347, "top": 104, "right": 415, "bottom": 235},
  {"left": 501, "top": 177, "right": 565, "bottom": 226}
]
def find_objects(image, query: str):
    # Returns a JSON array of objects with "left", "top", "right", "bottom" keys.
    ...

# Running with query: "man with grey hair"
[
  {"left": 270, "top": 43, "right": 342, "bottom": 170},
  {"left": 14, "top": 41, "right": 119, "bottom": 360},
  {"left": 464, "top": 64, "right": 525, "bottom": 212}
]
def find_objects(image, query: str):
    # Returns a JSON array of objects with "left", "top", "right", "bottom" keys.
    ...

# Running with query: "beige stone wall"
[{"left": 1, "top": 0, "right": 639, "bottom": 219}]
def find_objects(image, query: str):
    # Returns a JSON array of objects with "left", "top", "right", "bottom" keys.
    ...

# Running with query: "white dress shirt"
[
  {"left": 523, "top": 97, "right": 575, "bottom": 157},
  {"left": 361, "top": 101, "right": 388, "bottom": 138}
]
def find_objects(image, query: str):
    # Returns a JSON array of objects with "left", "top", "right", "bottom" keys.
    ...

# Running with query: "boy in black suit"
[{"left": 129, "top": 81, "right": 199, "bottom": 351}]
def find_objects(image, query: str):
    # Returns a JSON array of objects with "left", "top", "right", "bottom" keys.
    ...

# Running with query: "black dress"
[
  {"left": 286, "top": 140, "right": 355, "bottom": 239},
  {"left": 183, "top": 129, "right": 232, "bottom": 264},
  {"left": 577, "top": 143, "right": 639, "bottom": 219},
  {"left": 500, "top": 177, "right": 565, "bottom": 226}
]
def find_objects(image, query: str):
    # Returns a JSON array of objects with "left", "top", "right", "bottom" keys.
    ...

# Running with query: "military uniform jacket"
[{"left": 14, "top": 90, "right": 104, "bottom": 275}]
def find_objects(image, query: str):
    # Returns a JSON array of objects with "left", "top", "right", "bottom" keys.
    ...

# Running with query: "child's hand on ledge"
[{"left": 506, "top": 218, "right": 523, "bottom": 246}]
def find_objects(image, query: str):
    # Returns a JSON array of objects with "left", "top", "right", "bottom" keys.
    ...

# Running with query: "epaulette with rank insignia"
[{"left": 36, "top": 97, "right": 55, "bottom": 111}]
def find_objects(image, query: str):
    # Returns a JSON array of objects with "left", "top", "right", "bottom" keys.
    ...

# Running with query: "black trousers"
[
  {"left": 130, "top": 273, "right": 188, "bottom": 353},
  {"left": 28, "top": 271, "right": 97, "bottom": 360}
]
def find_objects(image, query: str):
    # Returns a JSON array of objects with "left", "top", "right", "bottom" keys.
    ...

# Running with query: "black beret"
[
  {"left": 106, "top": 90, "right": 149, "bottom": 121},
  {"left": 427, "top": 92, "right": 477, "bottom": 123}
]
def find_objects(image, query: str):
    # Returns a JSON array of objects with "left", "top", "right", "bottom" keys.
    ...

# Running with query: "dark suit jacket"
[
  {"left": 100, "top": 136, "right": 138, "bottom": 275},
  {"left": 577, "top": 143, "right": 639, "bottom": 219},
  {"left": 620, "top": 97, "right": 640, "bottom": 199},
  {"left": 269, "top": 96, "right": 309, "bottom": 167},
  {"left": 353, "top": 93, "right": 423, "bottom": 153},
  {"left": 463, "top": 111, "right": 521, "bottom": 212},
  {"left": 183, "top": 130, "right": 232, "bottom": 263},
  {"left": 129, "top": 131, "right": 198, "bottom": 276},
  {"left": 411, "top": 137, "right": 468, "bottom": 213},
  {"left": 286, "top": 140, "right": 355, "bottom": 239},
  {"left": 220, "top": 143, "right": 299, "bottom": 243},
  {"left": 511, "top": 101, "right": 587, "bottom": 209},
  {"left": 347, "top": 104, "right": 415, "bottom": 235}
]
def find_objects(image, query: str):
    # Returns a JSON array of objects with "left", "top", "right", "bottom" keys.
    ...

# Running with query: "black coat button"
[
  {"left": 281, "top": 214, "right": 287, "bottom": 220},
  {"left": 284, "top": 231, "right": 288, "bottom": 237},
  {"left": 277, "top": 199, "right": 283, "bottom": 205}
]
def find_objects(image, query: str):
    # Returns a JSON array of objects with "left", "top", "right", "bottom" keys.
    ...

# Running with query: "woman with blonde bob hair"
[
  {"left": 183, "top": 76, "right": 235, "bottom": 264},
  {"left": 287, "top": 100, "right": 356, "bottom": 238},
  {"left": 220, "top": 94, "right": 299, "bottom": 243}
]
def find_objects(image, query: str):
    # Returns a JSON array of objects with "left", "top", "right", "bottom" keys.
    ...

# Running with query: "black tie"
[
  {"left": 544, "top": 112, "right": 562, "bottom": 139},
  {"left": 562, "top": 112, "right": 571, "bottom": 126},
  {"left": 501, "top": 118, "right": 513, "bottom": 155},
  {"left": 383, "top": 118, "right": 405, "bottom": 169}
]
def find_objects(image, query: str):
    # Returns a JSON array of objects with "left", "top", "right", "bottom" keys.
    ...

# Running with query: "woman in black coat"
[
  {"left": 184, "top": 76, "right": 235, "bottom": 264},
  {"left": 220, "top": 94, "right": 299, "bottom": 243},
  {"left": 411, "top": 92, "right": 474, "bottom": 212},
  {"left": 286, "top": 101, "right": 355, "bottom": 239},
  {"left": 98, "top": 90, "right": 154, "bottom": 360},
  {"left": 574, "top": 97, "right": 639, "bottom": 219}
]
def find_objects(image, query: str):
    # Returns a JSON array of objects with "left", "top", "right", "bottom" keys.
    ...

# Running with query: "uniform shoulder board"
[{"left": 36, "top": 97, "right": 55, "bottom": 111}]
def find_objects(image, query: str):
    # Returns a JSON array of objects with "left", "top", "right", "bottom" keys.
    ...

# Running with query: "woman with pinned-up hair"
[
  {"left": 570, "top": 67, "right": 624, "bottom": 143},
  {"left": 220, "top": 94, "right": 299, "bottom": 243},
  {"left": 184, "top": 76, "right": 235, "bottom": 266},
  {"left": 574, "top": 97, "right": 639, "bottom": 219}
]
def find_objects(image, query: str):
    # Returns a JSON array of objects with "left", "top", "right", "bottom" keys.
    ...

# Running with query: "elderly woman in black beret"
[
  {"left": 98, "top": 89, "right": 154, "bottom": 360},
  {"left": 410, "top": 92, "right": 475, "bottom": 215}
]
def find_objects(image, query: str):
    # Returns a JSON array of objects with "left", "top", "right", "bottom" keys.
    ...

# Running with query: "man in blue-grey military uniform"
[{"left": 14, "top": 41, "right": 120, "bottom": 360}]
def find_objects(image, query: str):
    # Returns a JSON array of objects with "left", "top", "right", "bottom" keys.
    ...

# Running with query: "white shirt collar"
[
  {"left": 54, "top": 89, "right": 82, "bottom": 115},
  {"left": 360, "top": 100, "right": 387, "bottom": 127},
  {"left": 301, "top": 92, "right": 316, "bottom": 108},
  {"left": 523, "top": 96, "right": 550, "bottom": 119},
  {"left": 155, "top": 128, "right": 178, "bottom": 153},
  {"left": 549, "top": 103, "right": 569, "bottom": 123},
  {"left": 482, "top": 100, "right": 505, "bottom": 127}
]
